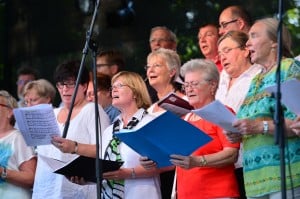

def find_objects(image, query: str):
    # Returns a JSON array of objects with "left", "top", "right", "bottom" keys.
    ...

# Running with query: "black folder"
[{"left": 40, "top": 155, "right": 123, "bottom": 183}]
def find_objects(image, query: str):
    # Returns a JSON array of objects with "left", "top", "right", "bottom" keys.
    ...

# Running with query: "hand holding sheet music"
[
  {"left": 265, "top": 78, "right": 300, "bottom": 114},
  {"left": 192, "top": 100, "right": 239, "bottom": 133},
  {"left": 13, "top": 104, "right": 60, "bottom": 146}
]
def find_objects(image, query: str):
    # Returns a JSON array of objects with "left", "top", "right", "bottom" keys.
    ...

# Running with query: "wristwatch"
[
  {"left": 263, "top": 121, "right": 269, "bottom": 134},
  {"left": 0, "top": 166, "right": 7, "bottom": 180}
]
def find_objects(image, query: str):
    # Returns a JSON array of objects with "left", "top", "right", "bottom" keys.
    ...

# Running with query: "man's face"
[
  {"left": 96, "top": 56, "right": 116, "bottom": 77},
  {"left": 17, "top": 74, "right": 35, "bottom": 100},
  {"left": 198, "top": 25, "right": 219, "bottom": 59},
  {"left": 149, "top": 29, "right": 177, "bottom": 52},
  {"left": 219, "top": 9, "right": 241, "bottom": 35}
]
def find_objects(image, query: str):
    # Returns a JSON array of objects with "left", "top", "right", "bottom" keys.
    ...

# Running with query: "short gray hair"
[
  {"left": 181, "top": 59, "right": 219, "bottom": 83},
  {"left": 147, "top": 48, "right": 181, "bottom": 82},
  {"left": 150, "top": 26, "right": 177, "bottom": 42}
]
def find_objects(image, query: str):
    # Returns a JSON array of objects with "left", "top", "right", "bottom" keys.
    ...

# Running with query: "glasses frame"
[
  {"left": 96, "top": 63, "right": 113, "bottom": 68},
  {"left": 110, "top": 83, "right": 130, "bottom": 91},
  {"left": 149, "top": 38, "right": 172, "bottom": 44},
  {"left": 182, "top": 80, "right": 209, "bottom": 91},
  {"left": 144, "top": 63, "right": 164, "bottom": 71},
  {"left": 56, "top": 81, "right": 76, "bottom": 89},
  {"left": 0, "top": 103, "right": 11, "bottom": 109},
  {"left": 24, "top": 97, "right": 42, "bottom": 106},
  {"left": 219, "top": 19, "right": 238, "bottom": 29},
  {"left": 16, "top": 79, "right": 32, "bottom": 86},
  {"left": 218, "top": 46, "right": 241, "bottom": 57}
]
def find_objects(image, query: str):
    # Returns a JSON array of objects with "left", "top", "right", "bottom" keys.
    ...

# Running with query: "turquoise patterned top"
[{"left": 237, "top": 58, "right": 300, "bottom": 197}]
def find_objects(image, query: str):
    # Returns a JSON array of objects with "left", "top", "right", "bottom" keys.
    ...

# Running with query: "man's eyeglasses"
[
  {"left": 16, "top": 79, "right": 32, "bottom": 86},
  {"left": 149, "top": 38, "right": 172, "bottom": 44},
  {"left": 182, "top": 80, "right": 209, "bottom": 91},
  {"left": 0, "top": 103, "right": 11, "bottom": 109},
  {"left": 218, "top": 46, "right": 241, "bottom": 56},
  {"left": 219, "top": 19, "right": 238, "bottom": 29},
  {"left": 56, "top": 81, "right": 76, "bottom": 89},
  {"left": 96, "top": 63, "right": 113, "bottom": 68}
]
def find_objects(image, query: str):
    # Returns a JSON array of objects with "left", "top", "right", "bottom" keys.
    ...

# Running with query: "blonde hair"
[
  {"left": 112, "top": 71, "right": 152, "bottom": 109},
  {"left": 24, "top": 79, "right": 56, "bottom": 103},
  {"left": 0, "top": 90, "right": 18, "bottom": 125}
]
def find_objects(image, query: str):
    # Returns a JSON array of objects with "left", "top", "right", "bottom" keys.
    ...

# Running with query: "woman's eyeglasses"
[
  {"left": 56, "top": 81, "right": 76, "bottom": 89},
  {"left": 0, "top": 103, "right": 11, "bottom": 109},
  {"left": 182, "top": 80, "right": 209, "bottom": 91},
  {"left": 110, "top": 83, "right": 129, "bottom": 91}
]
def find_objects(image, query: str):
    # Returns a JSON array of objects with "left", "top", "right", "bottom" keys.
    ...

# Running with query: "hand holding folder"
[
  {"left": 39, "top": 155, "right": 123, "bottom": 183},
  {"left": 157, "top": 92, "right": 193, "bottom": 117},
  {"left": 115, "top": 111, "right": 212, "bottom": 167}
]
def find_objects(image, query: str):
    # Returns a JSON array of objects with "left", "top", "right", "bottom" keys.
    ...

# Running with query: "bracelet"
[
  {"left": 72, "top": 141, "right": 78, "bottom": 154},
  {"left": 199, "top": 155, "right": 207, "bottom": 167},
  {"left": 0, "top": 165, "right": 7, "bottom": 180},
  {"left": 131, "top": 168, "right": 136, "bottom": 179},
  {"left": 263, "top": 121, "right": 269, "bottom": 134}
]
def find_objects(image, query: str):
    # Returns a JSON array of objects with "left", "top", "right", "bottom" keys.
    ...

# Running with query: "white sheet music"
[
  {"left": 192, "top": 100, "right": 239, "bottom": 133},
  {"left": 265, "top": 78, "right": 300, "bottom": 115},
  {"left": 13, "top": 104, "right": 60, "bottom": 146}
]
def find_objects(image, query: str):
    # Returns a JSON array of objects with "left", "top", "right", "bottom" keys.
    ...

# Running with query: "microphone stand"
[
  {"left": 274, "top": 0, "right": 286, "bottom": 198},
  {"left": 62, "top": 0, "right": 103, "bottom": 198},
  {"left": 90, "top": 39, "right": 103, "bottom": 198}
]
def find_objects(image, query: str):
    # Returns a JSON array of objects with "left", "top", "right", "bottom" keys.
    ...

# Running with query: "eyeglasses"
[
  {"left": 182, "top": 80, "right": 208, "bottom": 91},
  {"left": 96, "top": 63, "right": 113, "bottom": 68},
  {"left": 149, "top": 38, "right": 172, "bottom": 43},
  {"left": 16, "top": 79, "right": 32, "bottom": 86},
  {"left": 24, "top": 97, "right": 41, "bottom": 106},
  {"left": 110, "top": 83, "right": 129, "bottom": 91},
  {"left": 56, "top": 81, "right": 76, "bottom": 89},
  {"left": 144, "top": 64, "right": 164, "bottom": 71},
  {"left": 0, "top": 103, "right": 11, "bottom": 109},
  {"left": 219, "top": 19, "right": 238, "bottom": 29},
  {"left": 218, "top": 46, "right": 241, "bottom": 56}
]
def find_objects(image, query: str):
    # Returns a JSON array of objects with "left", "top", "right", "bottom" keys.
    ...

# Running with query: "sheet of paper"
[
  {"left": 265, "top": 78, "right": 300, "bottom": 115},
  {"left": 115, "top": 111, "right": 212, "bottom": 168},
  {"left": 13, "top": 104, "right": 60, "bottom": 146},
  {"left": 192, "top": 100, "right": 239, "bottom": 133}
]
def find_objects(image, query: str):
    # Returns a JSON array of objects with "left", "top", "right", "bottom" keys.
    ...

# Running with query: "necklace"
[{"left": 243, "top": 66, "right": 274, "bottom": 106}]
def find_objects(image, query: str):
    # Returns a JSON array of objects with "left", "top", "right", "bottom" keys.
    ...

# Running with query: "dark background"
[{"left": 1, "top": 0, "right": 299, "bottom": 106}]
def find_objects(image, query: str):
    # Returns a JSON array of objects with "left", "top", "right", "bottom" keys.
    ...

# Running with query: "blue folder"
[{"left": 115, "top": 111, "right": 212, "bottom": 167}]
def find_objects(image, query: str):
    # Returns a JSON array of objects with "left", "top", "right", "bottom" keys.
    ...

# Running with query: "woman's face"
[
  {"left": 246, "top": 22, "right": 276, "bottom": 65},
  {"left": 111, "top": 77, "right": 135, "bottom": 110},
  {"left": 184, "top": 71, "right": 215, "bottom": 109},
  {"left": 56, "top": 79, "right": 87, "bottom": 107},
  {"left": 0, "top": 96, "right": 12, "bottom": 123},
  {"left": 146, "top": 55, "right": 175, "bottom": 90},
  {"left": 218, "top": 37, "right": 249, "bottom": 78},
  {"left": 24, "top": 89, "right": 51, "bottom": 107}
]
